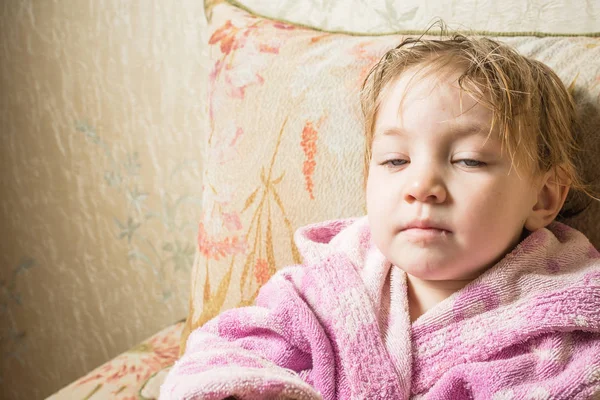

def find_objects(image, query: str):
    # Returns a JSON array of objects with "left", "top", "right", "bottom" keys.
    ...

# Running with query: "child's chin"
[{"left": 394, "top": 258, "right": 454, "bottom": 279}]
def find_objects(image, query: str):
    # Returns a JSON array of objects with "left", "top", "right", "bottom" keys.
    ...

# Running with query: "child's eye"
[
  {"left": 456, "top": 159, "right": 486, "bottom": 167},
  {"left": 382, "top": 159, "right": 408, "bottom": 167}
]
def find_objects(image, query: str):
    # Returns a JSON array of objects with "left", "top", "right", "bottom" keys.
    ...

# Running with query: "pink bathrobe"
[{"left": 161, "top": 217, "right": 600, "bottom": 399}]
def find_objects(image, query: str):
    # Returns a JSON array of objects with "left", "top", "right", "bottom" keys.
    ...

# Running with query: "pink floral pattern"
[
  {"left": 197, "top": 222, "right": 246, "bottom": 261},
  {"left": 254, "top": 258, "right": 270, "bottom": 286},
  {"left": 301, "top": 120, "right": 319, "bottom": 200}
]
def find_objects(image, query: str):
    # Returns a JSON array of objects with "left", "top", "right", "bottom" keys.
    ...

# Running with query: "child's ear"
[{"left": 525, "top": 167, "right": 570, "bottom": 231}]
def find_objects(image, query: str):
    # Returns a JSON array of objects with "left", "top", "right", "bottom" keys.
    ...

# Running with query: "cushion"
[
  {"left": 235, "top": 0, "right": 600, "bottom": 34},
  {"left": 182, "top": 0, "right": 600, "bottom": 350}
]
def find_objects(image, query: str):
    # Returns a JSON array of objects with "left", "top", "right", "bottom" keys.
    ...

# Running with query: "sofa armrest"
[{"left": 46, "top": 321, "right": 183, "bottom": 400}]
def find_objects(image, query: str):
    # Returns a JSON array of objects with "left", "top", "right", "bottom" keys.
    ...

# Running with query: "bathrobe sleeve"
[{"left": 159, "top": 266, "right": 334, "bottom": 400}]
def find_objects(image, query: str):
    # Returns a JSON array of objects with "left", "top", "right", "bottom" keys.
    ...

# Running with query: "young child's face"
[{"left": 366, "top": 65, "right": 541, "bottom": 282}]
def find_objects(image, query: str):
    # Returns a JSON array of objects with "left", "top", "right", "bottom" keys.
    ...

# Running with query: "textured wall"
[{"left": 0, "top": 2, "right": 207, "bottom": 399}]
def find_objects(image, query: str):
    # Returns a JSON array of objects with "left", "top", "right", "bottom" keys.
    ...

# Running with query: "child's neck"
[{"left": 406, "top": 274, "right": 474, "bottom": 323}]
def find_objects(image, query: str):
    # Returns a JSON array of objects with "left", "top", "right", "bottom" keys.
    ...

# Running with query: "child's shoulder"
[
  {"left": 263, "top": 216, "right": 385, "bottom": 294},
  {"left": 261, "top": 216, "right": 376, "bottom": 289},
  {"left": 293, "top": 215, "right": 373, "bottom": 266}
]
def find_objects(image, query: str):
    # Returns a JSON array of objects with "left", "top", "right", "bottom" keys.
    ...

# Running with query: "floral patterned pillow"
[{"left": 182, "top": 0, "right": 600, "bottom": 350}]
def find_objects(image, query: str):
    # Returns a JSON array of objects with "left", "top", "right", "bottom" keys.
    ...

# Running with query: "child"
[{"left": 161, "top": 35, "right": 600, "bottom": 399}]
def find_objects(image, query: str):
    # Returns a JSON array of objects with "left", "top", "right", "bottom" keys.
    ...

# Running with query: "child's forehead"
[
  {"left": 382, "top": 63, "right": 477, "bottom": 103},
  {"left": 376, "top": 66, "right": 494, "bottom": 130}
]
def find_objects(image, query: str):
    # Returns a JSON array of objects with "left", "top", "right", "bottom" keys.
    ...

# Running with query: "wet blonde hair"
[{"left": 361, "top": 34, "right": 592, "bottom": 217}]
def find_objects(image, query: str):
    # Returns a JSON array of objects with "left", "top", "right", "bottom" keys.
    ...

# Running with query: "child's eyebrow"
[
  {"left": 448, "top": 122, "right": 491, "bottom": 137},
  {"left": 375, "top": 123, "right": 490, "bottom": 139},
  {"left": 377, "top": 127, "right": 405, "bottom": 137}
]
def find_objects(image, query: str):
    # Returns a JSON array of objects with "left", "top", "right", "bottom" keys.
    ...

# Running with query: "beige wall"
[{"left": 0, "top": 2, "right": 207, "bottom": 399}]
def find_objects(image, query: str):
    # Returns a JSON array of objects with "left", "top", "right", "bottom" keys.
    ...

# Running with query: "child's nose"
[{"left": 403, "top": 166, "right": 447, "bottom": 204}]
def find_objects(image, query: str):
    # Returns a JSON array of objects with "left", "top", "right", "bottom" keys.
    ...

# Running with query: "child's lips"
[
  {"left": 400, "top": 220, "right": 451, "bottom": 232},
  {"left": 402, "top": 227, "right": 449, "bottom": 235},
  {"left": 399, "top": 221, "right": 452, "bottom": 241}
]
